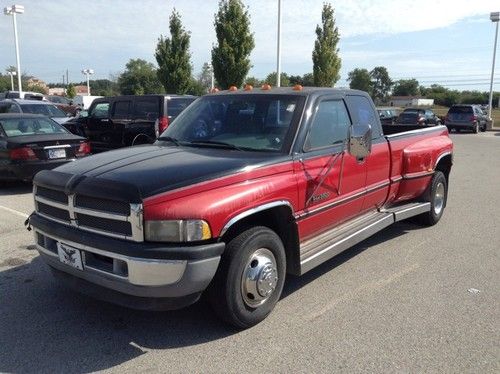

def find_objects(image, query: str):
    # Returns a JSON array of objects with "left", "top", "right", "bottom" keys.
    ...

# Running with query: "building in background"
[{"left": 390, "top": 96, "right": 434, "bottom": 107}]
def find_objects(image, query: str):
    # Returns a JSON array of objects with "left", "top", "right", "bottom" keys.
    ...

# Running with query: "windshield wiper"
[
  {"left": 157, "top": 136, "right": 180, "bottom": 146},
  {"left": 188, "top": 140, "right": 244, "bottom": 151}
]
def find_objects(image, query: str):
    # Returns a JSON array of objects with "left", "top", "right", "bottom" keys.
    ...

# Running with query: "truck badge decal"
[{"left": 311, "top": 192, "right": 330, "bottom": 202}]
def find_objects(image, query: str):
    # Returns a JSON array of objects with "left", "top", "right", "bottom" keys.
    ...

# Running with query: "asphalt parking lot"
[{"left": 0, "top": 132, "right": 499, "bottom": 373}]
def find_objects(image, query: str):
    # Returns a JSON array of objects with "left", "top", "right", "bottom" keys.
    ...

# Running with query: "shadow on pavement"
[
  {"left": 0, "top": 180, "right": 33, "bottom": 196},
  {"left": 0, "top": 220, "right": 422, "bottom": 373}
]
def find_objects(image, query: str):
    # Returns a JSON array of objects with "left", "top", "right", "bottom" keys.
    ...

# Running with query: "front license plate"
[
  {"left": 48, "top": 148, "right": 66, "bottom": 159},
  {"left": 57, "top": 242, "right": 83, "bottom": 270}
]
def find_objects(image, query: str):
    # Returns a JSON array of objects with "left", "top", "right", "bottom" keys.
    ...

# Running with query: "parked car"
[
  {"left": 377, "top": 107, "right": 399, "bottom": 125},
  {"left": 0, "top": 90, "right": 44, "bottom": 100},
  {"left": 71, "top": 95, "right": 103, "bottom": 110},
  {"left": 0, "top": 114, "right": 90, "bottom": 181},
  {"left": 63, "top": 94, "right": 197, "bottom": 152},
  {"left": 396, "top": 108, "right": 441, "bottom": 126},
  {"left": 0, "top": 99, "right": 72, "bottom": 125},
  {"left": 28, "top": 87, "right": 453, "bottom": 328},
  {"left": 444, "top": 104, "right": 487, "bottom": 133},
  {"left": 45, "top": 95, "right": 80, "bottom": 116}
]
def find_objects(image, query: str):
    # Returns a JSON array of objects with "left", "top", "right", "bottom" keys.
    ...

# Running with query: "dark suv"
[
  {"left": 396, "top": 108, "right": 441, "bottom": 126},
  {"left": 64, "top": 94, "right": 196, "bottom": 152},
  {"left": 445, "top": 104, "right": 487, "bottom": 133}
]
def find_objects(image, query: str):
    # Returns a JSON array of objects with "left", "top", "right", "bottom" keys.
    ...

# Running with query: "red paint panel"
[{"left": 362, "top": 141, "right": 390, "bottom": 212}]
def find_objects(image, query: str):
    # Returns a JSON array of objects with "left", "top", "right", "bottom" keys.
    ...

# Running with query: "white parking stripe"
[{"left": 0, "top": 205, "right": 29, "bottom": 218}]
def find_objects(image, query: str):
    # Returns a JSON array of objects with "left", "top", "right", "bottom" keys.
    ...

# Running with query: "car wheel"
[
  {"left": 481, "top": 122, "right": 487, "bottom": 132},
  {"left": 416, "top": 171, "right": 447, "bottom": 226},
  {"left": 472, "top": 122, "right": 478, "bottom": 133},
  {"left": 207, "top": 226, "right": 286, "bottom": 329}
]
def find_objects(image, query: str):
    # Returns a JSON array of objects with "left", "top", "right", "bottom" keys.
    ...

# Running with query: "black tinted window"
[
  {"left": 0, "top": 104, "right": 19, "bottom": 113},
  {"left": 112, "top": 101, "right": 131, "bottom": 119},
  {"left": 134, "top": 99, "right": 160, "bottom": 119},
  {"left": 449, "top": 106, "right": 473, "bottom": 114}
]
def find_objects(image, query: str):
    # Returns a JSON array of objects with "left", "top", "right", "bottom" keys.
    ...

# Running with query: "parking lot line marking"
[{"left": 0, "top": 205, "right": 29, "bottom": 219}]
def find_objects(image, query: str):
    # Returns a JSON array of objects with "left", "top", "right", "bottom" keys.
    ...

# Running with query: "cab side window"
[
  {"left": 346, "top": 95, "right": 381, "bottom": 139},
  {"left": 90, "top": 102, "right": 110, "bottom": 119},
  {"left": 112, "top": 101, "right": 131, "bottom": 119},
  {"left": 305, "top": 100, "right": 350, "bottom": 151}
]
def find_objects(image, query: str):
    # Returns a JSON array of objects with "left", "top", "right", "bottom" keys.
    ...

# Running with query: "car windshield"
[
  {"left": 19, "top": 103, "right": 67, "bottom": 117},
  {"left": 160, "top": 94, "right": 303, "bottom": 152},
  {"left": 0, "top": 117, "right": 68, "bottom": 137}
]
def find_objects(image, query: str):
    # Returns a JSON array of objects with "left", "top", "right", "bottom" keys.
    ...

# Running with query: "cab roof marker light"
[
  {"left": 244, "top": 84, "right": 253, "bottom": 91},
  {"left": 261, "top": 84, "right": 272, "bottom": 90},
  {"left": 228, "top": 86, "right": 238, "bottom": 91},
  {"left": 293, "top": 84, "right": 303, "bottom": 91}
]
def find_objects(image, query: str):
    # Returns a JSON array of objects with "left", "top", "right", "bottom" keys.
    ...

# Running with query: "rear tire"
[
  {"left": 472, "top": 123, "right": 478, "bottom": 133},
  {"left": 207, "top": 226, "right": 286, "bottom": 329},
  {"left": 481, "top": 122, "right": 487, "bottom": 132},
  {"left": 416, "top": 171, "right": 447, "bottom": 226}
]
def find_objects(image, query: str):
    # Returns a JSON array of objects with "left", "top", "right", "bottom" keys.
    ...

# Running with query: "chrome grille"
[{"left": 33, "top": 185, "right": 143, "bottom": 242}]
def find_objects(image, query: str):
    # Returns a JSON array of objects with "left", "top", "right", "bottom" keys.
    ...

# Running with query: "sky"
[{"left": 0, "top": 0, "right": 499, "bottom": 91}]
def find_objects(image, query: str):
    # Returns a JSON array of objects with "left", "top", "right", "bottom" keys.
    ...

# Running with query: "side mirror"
[{"left": 348, "top": 123, "right": 372, "bottom": 159}]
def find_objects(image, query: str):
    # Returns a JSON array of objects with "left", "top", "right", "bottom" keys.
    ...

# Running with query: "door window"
[
  {"left": 305, "top": 100, "right": 350, "bottom": 151},
  {"left": 90, "top": 102, "right": 110, "bottom": 118},
  {"left": 134, "top": 99, "right": 160, "bottom": 120}
]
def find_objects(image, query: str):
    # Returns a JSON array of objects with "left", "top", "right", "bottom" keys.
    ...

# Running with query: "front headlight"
[{"left": 145, "top": 220, "right": 212, "bottom": 242}]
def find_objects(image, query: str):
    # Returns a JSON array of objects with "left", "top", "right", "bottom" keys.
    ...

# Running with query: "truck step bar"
[{"left": 299, "top": 202, "right": 431, "bottom": 274}]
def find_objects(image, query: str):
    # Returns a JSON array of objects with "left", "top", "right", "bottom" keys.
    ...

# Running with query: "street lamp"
[
  {"left": 81, "top": 68, "right": 94, "bottom": 96},
  {"left": 276, "top": 0, "right": 282, "bottom": 87},
  {"left": 7, "top": 71, "right": 17, "bottom": 91},
  {"left": 4, "top": 4, "right": 24, "bottom": 98},
  {"left": 488, "top": 12, "right": 499, "bottom": 124}
]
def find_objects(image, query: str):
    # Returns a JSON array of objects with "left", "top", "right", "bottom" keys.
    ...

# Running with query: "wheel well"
[
  {"left": 435, "top": 154, "right": 452, "bottom": 183},
  {"left": 219, "top": 206, "right": 301, "bottom": 275}
]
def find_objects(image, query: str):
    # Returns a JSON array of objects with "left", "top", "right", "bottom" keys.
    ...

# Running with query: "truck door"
[
  {"left": 110, "top": 99, "right": 132, "bottom": 147},
  {"left": 294, "top": 97, "right": 367, "bottom": 242},
  {"left": 346, "top": 95, "right": 390, "bottom": 213},
  {"left": 86, "top": 100, "right": 112, "bottom": 152}
]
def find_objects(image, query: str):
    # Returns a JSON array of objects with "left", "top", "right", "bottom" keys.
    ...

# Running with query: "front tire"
[
  {"left": 207, "top": 226, "right": 286, "bottom": 329},
  {"left": 416, "top": 171, "right": 447, "bottom": 226},
  {"left": 472, "top": 122, "right": 478, "bottom": 133}
]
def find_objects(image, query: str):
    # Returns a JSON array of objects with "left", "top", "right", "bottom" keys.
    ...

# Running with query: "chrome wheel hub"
[
  {"left": 241, "top": 248, "right": 278, "bottom": 308},
  {"left": 434, "top": 182, "right": 445, "bottom": 215}
]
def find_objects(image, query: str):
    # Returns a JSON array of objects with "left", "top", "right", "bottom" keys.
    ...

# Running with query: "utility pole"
[{"left": 276, "top": 0, "right": 282, "bottom": 87}]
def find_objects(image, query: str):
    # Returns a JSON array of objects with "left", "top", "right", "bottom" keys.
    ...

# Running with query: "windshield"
[
  {"left": 0, "top": 117, "right": 68, "bottom": 137},
  {"left": 20, "top": 103, "right": 67, "bottom": 117},
  {"left": 160, "top": 94, "right": 304, "bottom": 152}
]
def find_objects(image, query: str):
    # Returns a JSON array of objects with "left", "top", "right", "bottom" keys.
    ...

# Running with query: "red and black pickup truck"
[{"left": 28, "top": 87, "right": 453, "bottom": 328}]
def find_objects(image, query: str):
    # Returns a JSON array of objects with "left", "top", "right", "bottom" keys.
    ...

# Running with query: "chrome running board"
[{"left": 299, "top": 202, "right": 431, "bottom": 274}]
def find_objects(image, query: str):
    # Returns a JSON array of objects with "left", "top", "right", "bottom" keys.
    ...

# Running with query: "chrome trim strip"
[
  {"left": 434, "top": 151, "right": 452, "bottom": 169},
  {"left": 34, "top": 228, "right": 186, "bottom": 286},
  {"left": 402, "top": 170, "right": 434, "bottom": 180},
  {"left": 391, "top": 176, "right": 403, "bottom": 183},
  {"left": 37, "top": 211, "right": 70, "bottom": 226},
  {"left": 73, "top": 206, "right": 128, "bottom": 221},
  {"left": 296, "top": 181, "right": 390, "bottom": 219},
  {"left": 219, "top": 200, "right": 294, "bottom": 237},
  {"left": 385, "top": 125, "right": 446, "bottom": 139},
  {"left": 43, "top": 144, "right": 72, "bottom": 149},
  {"left": 392, "top": 202, "right": 431, "bottom": 221},
  {"left": 34, "top": 195, "right": 68, "bottom": 210},
  {"left": 300, "top": 213, "right": 394, "bottom": 274}
]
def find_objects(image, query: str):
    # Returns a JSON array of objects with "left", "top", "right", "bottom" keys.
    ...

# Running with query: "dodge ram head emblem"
[{"left": 61, "top": 247, "right": 76, "bottom": 264}]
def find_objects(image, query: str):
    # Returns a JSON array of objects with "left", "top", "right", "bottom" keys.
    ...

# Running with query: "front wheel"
[
  {"left": 472, "top": 122, "right": 479, "bottom": 133},
  {"left": 207, "top": 226, "right": 286, "bottom": 329},
  {"left": 416, "top": 171, "right": 447, "bottom": 226}
]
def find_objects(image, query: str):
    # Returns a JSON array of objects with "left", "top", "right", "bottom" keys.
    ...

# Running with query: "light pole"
[
  {"left": 488, "top": 12, "right": 499, "bottom": 123},
  {"left": 4, "top": 4, "right": 24, "bottom": 98},
  {"left": 81, "top": 68, "right": 94, "bottom": 96},
  {"left": 276, "top": 0, "right": 282, "bottom": 87},
  {"left": 208, "top": 64, "right": 214, "bottom": 90},
  {"left": 7, "top": 71, "right": 17, "bottom": 91}
]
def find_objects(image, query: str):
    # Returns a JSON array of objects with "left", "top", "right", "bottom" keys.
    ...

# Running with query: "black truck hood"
[{"left": 46, "top": 144, "right": 287, "bottom": 198}]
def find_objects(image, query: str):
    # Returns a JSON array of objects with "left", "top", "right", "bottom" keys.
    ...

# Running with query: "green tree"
[
  {"left": 197, "top": 62, "right": 213, "bottom": 92},
  {"left": 187, "top": 77, "right": 206, "bottom": 96},
  {"left": 370, "top": 66, "right": 392, "bottom": 104},
  {"left": 155, "top": 9, "right": 192, "bottom": 94},
  {"left": 264, "top": 72, "right": 290, "bottom": 87},
  {"left": 117, "top": 59, "right": 163, "bottom": 95},
  {"left": 392, "top": 79, "right": 420, "bottom": 96},
  {"left": 245, "top": 76, "right": 262, "bottom": 87},
  {"left": 347, "top": 68, "right": 372, "bottom": 92},
  {"left": 312, "top": 3, "right": 341, "bottom": 87},
  {"left": 66, "top": 84, "right": 76, "bottom": 98},
  {"left": 288, "top": 73, "right": 314, "bottom": 86},
  {"left": 212, "top": 0, "right": 255, "bottom": 89}
]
